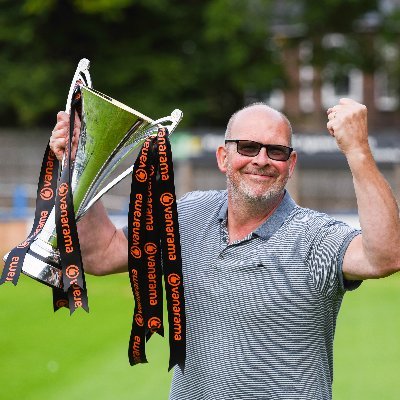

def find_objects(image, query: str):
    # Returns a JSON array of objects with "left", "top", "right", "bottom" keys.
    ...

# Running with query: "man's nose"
[{"left": 251, "top": 147, "right": 271, "bottom": 166}]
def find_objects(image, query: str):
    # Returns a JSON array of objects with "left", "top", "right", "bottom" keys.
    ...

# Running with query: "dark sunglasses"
[{"left": 225, "top": 139, "right": 293, "bottom": 161}]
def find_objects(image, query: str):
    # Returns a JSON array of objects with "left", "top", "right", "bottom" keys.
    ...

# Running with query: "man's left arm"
[{"left": 327, "top": 98, "right": 400, "bottom": 280}]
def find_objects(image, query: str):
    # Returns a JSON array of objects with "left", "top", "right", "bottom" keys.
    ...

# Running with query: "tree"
[
  {"left": 274, "top": 0, "right": 380, "bottom": 70},
  {"left": 0, "top": 0, "right": 278, "bottom": 127},
  {"left": 1, "top": 0, "right": 398, "bottom": 128}
]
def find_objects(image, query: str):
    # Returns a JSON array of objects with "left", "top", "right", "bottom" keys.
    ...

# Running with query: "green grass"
[
  {"left": 0, "top": 273, "right": 171, "bottom": 400},
  {"left": 333, "top": 274, "right": 400, "bottom": 399},
  {"left": 0, "top": 272, "right": 399, "bottom": 399}
]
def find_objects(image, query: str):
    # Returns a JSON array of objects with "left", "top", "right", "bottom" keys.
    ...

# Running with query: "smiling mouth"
[
  {"left": 245, "top": 174, "right": 276, "bottom": 184},
  {"left": 245, "top": 171, "right": 275, "bottom": 178}
]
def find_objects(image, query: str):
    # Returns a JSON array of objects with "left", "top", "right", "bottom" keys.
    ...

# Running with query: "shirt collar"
[{"left": 218, "top": 190, "right": 296, "bottom": 241}]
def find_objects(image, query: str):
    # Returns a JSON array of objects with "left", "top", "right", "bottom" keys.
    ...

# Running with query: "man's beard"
[{"left": 226, "top": 165, "right": 288, "bottom": 206}]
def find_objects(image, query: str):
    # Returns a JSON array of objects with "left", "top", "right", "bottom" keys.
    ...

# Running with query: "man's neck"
[{"left": 226, "top": 191, "right": 285, "bottom": 243}]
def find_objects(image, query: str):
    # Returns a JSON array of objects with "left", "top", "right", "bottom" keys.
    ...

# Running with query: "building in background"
[{"left": 0, "top": 0, "right": 399, "bottom": 224}]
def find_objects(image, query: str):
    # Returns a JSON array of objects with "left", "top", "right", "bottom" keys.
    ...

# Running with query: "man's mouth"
[{"left": 243, "top": 169, "right": 277, "bottom": 179}]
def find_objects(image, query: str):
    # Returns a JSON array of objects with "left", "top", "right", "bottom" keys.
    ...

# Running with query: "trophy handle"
[
  {"left": 61, "top": 58, "right": 93, "bottom": 172},
  {"left": 78, "top": 109, "right": 183, "bottom": 218},
  {"left": 65, "top": 58, "right": 92, "bottom": 113}
]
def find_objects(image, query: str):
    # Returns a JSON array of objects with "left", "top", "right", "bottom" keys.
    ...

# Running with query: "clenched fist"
[
  {"left": 50, "top": 111, "right": 81, "bottom": 162},
  {"left": 326, "top": 98, "right": 370, "bottom": 157}
]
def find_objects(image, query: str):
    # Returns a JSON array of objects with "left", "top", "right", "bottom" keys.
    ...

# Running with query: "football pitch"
[{"left": 0, "top": 272, "right": 399, "bottom": 399}]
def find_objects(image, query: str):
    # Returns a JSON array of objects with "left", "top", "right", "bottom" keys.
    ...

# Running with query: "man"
[{"left": 50, "top": 98, "right": 400, "bottom": 399}]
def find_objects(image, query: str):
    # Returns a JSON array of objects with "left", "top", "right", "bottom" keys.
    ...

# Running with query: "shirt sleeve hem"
[{"left": 338, "top": 229, "right": 363, "bottom": 292}]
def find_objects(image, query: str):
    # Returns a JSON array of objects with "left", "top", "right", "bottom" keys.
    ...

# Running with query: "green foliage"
[
  {"left": 0, "top": 0, "right": 277, "bottom": 127},
  {"left": 298, "top": 0, "right": 378, "bottom": 34},
  {"left": 0, "top": 0, "right": 397, "bottom": 127},
  {"left": 280, "top": 0, "right": 381, "bottom": 73}
]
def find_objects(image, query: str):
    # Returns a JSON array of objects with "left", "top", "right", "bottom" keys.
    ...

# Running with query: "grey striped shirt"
[{"left": 168, "top": 190, "right": 361, "bottom": 400}]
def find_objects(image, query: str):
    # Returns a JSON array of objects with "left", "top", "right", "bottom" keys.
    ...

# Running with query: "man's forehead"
[{"left": 231, "top": 106, "right": 286, "bottom": 131}]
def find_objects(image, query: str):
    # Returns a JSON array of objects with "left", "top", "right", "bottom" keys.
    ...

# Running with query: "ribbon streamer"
[{"left": 128, "top": 128, "right": 186, "bottom": 371}]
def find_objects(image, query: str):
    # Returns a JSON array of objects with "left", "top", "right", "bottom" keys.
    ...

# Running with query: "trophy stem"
[{"left": 22, "top": 209, "right": 62, "bottom": 288}]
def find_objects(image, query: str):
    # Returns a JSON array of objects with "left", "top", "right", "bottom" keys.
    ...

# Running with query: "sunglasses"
[{"left": 225, "top": 140, "right": 293, "bottom": 161}]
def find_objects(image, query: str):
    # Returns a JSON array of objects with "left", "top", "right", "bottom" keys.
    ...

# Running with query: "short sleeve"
[
  {"left": 336, "top": 229, "right": 362, "bottom": 292},
  {"left": 306, "top": 218, "right": 362, "bottom": 297}
]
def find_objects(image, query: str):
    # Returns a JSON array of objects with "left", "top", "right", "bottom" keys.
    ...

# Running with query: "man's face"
[{"left": 217, "top": 106, "right": 297, "bottom": 203}]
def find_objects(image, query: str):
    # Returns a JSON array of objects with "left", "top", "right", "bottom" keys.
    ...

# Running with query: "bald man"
[{"left": 50, "top": 99, "right": 400, "bottom": 399}]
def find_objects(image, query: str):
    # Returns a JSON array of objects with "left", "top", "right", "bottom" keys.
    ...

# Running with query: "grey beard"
[{"left": 226, "top": 175, "right": 287, "bottom": 207}]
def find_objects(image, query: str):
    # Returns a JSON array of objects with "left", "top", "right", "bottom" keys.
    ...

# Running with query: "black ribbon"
[
  {"left": 0, "top": 145, "right": 59, "bottom": 285},
  {"left": 128, "top": 128, "right": 186, "bottom": 371},
  {"left": 53, "top": 88, "right": 88, "bottom": 314},
  {"left": 1, "top": 86, "right": 88, "bottom": 315}
]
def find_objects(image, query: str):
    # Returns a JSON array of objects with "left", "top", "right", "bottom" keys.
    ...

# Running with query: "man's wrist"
[
  {"left": 345, "top": 147, "right": 377, "bottom": 176},
  {"left": 343, "top": 145, "right": 373, "bottom": 163}
]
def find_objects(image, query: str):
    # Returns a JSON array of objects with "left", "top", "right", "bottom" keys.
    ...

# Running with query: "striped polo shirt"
[{"left": 168, "top": 190, "right": 361, "bottom": 400}]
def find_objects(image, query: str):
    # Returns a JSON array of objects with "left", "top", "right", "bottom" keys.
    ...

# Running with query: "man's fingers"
[
  {"left": 51, "top": 111, "right": 69, "bottom": 161},
  {"left": 52, "top": 128, "right": 67, "bottom": 139},
  {"left": 56, "top": 110, "right": 70, "bottom": 124},
  {"left": 49, "top": 137, "right": 66, "bottom": 161},
  {"left": 51, "top": 110, "right": 81, "bottom": 162},
  {"left": 326, "top": 120, "right": 335, "bottom": 137},
  {"left": 338, "top": 97, "right": 356, "bottom": 105}
]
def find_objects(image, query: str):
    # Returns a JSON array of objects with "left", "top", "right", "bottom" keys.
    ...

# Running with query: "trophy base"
[
  {"left": 3, "top": 239, "right": 63, "bottom": 289},
  {"left": 22, "top": 252, "right": 63, "bottom": 289}
]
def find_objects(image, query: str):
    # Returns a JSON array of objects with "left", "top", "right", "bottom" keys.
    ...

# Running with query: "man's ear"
[
  {"left": 288, "top": 151, "right": 297, "bottom": 178},
  {"left": 216, "top": 145, "right": 228, "bottom": 173}
]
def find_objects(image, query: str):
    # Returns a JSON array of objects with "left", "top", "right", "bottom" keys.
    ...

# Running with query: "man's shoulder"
[
  {"left": 176, "top": 190, "right": 227, "bottom": 230},
  {"left": 176, "top": 190, "right": 227, "bottom": 222},
  {"left": 292, "top": 204, "right": 337, "bottom": 224},
  {"left": 288, "top": 204, "right": 358, "bottom": 239}
]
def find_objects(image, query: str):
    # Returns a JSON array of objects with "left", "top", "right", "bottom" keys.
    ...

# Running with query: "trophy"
[{"left": 2, "top": 58, "right": 183, "bottom": 289}]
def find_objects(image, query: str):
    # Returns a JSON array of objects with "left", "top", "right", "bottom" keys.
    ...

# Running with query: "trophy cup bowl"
[{"left": 3, "top": 60, "right": 183, "bottom": 289}]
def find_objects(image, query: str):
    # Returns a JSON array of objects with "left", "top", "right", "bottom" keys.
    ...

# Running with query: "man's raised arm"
[{"left": 327, "top": 98, "right": 400, "bottom": 280}]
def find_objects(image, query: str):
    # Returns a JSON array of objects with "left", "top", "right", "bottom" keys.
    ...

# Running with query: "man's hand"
[
  {"left": 326, "top": 98, "right": 370, "bottom": 157},
  {"left": 50, "top": 111, "right": 81, "bottom": 162}
]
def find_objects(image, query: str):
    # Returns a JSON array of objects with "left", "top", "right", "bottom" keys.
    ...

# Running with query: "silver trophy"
[{"left": 3, "top": 58, "right": 183, "bottom": 288}]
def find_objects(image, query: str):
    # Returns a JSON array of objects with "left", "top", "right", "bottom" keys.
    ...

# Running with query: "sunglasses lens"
[
  {"left": 230, "top": 140, "right": 292, "bottom": 161},
  {"left": 267, "top": 146, "right": 291, "bottom": 161},
  {"left": 237, "top": 141, "right": 260, "bottom": 157}
]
